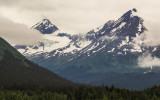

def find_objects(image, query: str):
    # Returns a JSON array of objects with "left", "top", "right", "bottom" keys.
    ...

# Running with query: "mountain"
[
  {"left": 0, "top": 37, "right": 75, "bottom": 89},
  {"left": 31, "top": 19, "right": 58, "bottom": 34},
  {"left": 15, "top": 8, "right": 160, "bottom": 89}
]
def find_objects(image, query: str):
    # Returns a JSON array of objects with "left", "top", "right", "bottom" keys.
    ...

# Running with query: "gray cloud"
[
  {"left": 0, "top": 0, "right": 55, "bottom": 11},
  {"left": 0, "top": 15, "right": 42, "bottom": 45},
  {"left": 0, "top": 0, "right": 20, "bottom": 6}
]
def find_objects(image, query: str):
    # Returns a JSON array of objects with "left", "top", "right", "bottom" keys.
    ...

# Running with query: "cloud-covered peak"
[{"left": 32, "top": 18, "right": 59, "bottom": 34}]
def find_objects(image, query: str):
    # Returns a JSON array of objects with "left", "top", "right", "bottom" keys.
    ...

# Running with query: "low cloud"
[
  {"left": 137, "top": 18, "right": 160, "bottom": 47},
  {"left": 143, "top": 26, "right": 160, "bottom": 47},
  {"left": 99, "top": 35, "right": 118, "bottom": 41},
  {"left": 99, "top": 35, "right": 110, "bottom": 41},
  {"left": 138, "top": 52, "right": 160, "bottom": 68},
  {"left": 0, "top": 15, "right": 42, "bottom": 45}
]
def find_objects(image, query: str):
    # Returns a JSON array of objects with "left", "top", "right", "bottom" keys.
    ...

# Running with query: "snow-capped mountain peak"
[
  {"left": 17, "top": 9, "right": 147, "bottom": 58},
  {"left": 32, "top": 19, "right": 59, "bottom": 34},
  {"left": 86, "top": 8, "right": 146, "bottom": 41}
]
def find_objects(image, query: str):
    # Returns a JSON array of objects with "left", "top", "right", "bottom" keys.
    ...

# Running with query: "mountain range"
[{"left": 14, "top": 8, "right": 160, "bottom": 89}]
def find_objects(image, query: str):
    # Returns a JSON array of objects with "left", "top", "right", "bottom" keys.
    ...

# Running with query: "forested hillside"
[{"left": 0, "top": 37, "right": 75, "bottom": 89}]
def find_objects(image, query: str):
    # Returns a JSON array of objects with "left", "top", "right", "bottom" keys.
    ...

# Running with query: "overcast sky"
[
  {"left": 0, "top": 0, "right": 160, "bottom": 45},
  {"left": 0, "top": 0, "right": 160, "bottom": 33}
]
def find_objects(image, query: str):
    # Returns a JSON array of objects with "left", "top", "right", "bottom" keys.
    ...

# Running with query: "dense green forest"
[{"left": 1, "top": 85, "right": 160, "bottom": 100}]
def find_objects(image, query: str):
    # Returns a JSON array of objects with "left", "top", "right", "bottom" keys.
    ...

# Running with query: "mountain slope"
[{"left": 0, "top": 37, "right": 75, "bottom": 88}]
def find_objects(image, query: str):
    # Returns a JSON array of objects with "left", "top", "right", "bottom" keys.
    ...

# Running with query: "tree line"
[{"left": 0, "top": 85, "right": 160, "bottom": 100}]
